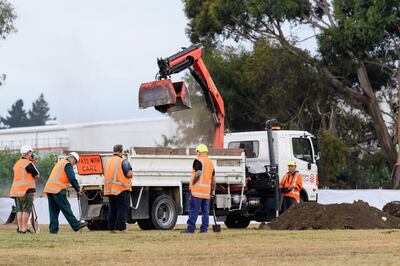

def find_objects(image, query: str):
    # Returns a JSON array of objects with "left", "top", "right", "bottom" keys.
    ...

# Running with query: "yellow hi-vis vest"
[
  {"left": 104, "top": 155, "right": 132, "bottom": 196},
  {"left": 189, "top": 154, "right": 214, "bottom": 199}
]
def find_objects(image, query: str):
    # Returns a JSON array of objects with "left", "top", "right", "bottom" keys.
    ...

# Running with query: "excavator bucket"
[{"left": 138, "top": 79, "right": 192, "bottom": 113}]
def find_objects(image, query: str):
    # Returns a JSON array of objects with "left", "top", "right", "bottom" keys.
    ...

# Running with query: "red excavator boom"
[{"left": 138, "top": 44, "right": 225, "bottom": 148}]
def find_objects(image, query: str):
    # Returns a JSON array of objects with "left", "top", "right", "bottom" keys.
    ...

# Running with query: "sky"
[{"left": 0, "top": 0, "right": 190, "bottom": 124}]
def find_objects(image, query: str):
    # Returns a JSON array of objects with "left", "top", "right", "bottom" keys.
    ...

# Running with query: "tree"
[
  {"left": 200, "top": 42, "right": 334, "bottom": 133},
  {"left": 183, "top": 0, "right": 400, "bottom": 184},
  {"left": 1, "top": 99, "right": 29, "bottom": 128},
  {"left": 28, "top": 93, "right": 54, "bottom": 126},
  {"left": 0, "top": 0, "right": 17, "bottom": 87}
]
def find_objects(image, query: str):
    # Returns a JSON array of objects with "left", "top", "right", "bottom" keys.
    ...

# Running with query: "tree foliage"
[
  {"left": 0, "top": 150, "right": 56, "bottom": 197},
  {"left": 0, "top": 0, "right": 16, "bottom": 87},
  {"left": 1, "top": 94, "right": 54, "bottom": 128},
  {"left": 201, "top": 42, "right": 334, "bottom": 133},
  {"left": 1, "top": 99, "right": 29, "bottom": 128},
  {"left": 28, "top": 93, "right": 54, "bottom": 126},
  {"left": 183, "top": 0, "right": 400, "bottom": 185}
]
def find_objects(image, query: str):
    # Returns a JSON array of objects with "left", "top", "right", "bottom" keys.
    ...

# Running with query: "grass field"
[{"left": 1, "top": 224, "right": 400, "bottom": 266}]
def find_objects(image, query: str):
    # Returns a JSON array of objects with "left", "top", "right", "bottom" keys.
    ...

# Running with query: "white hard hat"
[
  {"left": 69, "top": 152, "right": 80, "bottom": 162},
  {"left": 20, "top": 145, "right": 33, "bottom": 154}
]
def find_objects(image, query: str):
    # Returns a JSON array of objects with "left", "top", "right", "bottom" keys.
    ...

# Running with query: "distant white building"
[{"left": 0, "top": 117, "right": 177, "bottom": 152}]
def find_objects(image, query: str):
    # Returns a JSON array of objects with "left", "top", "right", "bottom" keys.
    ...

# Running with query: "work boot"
[
  {"left": 180, "top": 229, "right": 194, "bottom": 234},
  {"left": 74, "top": 221, "right": 88, "bottom": 232}
]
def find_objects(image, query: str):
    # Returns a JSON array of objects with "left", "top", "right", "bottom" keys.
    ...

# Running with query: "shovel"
[
  {"left": 30, "top": 203, "right": 40, "bottom": 233},
  {"left": 212, "top": 198, "right": 221, "bottom": 233}
]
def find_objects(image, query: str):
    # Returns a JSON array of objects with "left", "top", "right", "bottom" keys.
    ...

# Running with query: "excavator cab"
[{"left": 138, "top": 79, "right": 192, "bottom": 113}]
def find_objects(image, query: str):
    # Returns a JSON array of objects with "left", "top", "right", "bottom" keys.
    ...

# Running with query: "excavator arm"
[{"left": 138, "top": 44, "right": 225, "bottom": 148}]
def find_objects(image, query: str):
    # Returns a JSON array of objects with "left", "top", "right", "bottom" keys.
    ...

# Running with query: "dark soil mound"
[
  {"left": 383, "top": 201, "right": 400, "bottom": 217},
  {"left": 269, "top": 201, "right": 400, "bottom": 230}
]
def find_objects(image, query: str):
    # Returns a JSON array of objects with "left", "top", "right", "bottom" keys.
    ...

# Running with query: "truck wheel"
[
  {"left": 224, "top": 213, "right": 250, "bottom": 229},
  {"left": 137, "top": 219, "right": 156, "bottom": 230},
  {"left": 150, "top": 195, "right": 178, "bottom": 230}
]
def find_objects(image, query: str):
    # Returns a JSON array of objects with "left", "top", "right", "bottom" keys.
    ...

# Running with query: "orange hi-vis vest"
[
  {"left": 104, "top": 155, "right": 132, "bottom": 196},
  {"left": 190, "top": 154, "right": 214, "bottom": 199},
  {"left": 9, "top": 158, "right": 36, "bottom": 198},
  {"left": 280, "top": 171, "right": 303, "bottom": 202},
  {"left": 43, "top": 159, "right": 71, "bottom": 194}
]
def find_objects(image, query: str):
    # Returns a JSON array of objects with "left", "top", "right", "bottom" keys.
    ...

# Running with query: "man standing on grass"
[
  {"left": 43, "top": 152, "right": 88, "bottom": 234},
  {"left": 104, "top": 144, "right": 133, "bottom": 233},
  {"left": 9, "top": 145, "right": 39, "bottom": 234},
  {"left": 182, "top": 144, "right": 216, "bottom": 233}
]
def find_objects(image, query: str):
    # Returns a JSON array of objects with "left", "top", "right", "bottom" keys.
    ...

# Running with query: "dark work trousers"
[
  {"left": 108, "top": 190, "right": 130, "bottom": 231},
  {"left": 186, "top": 195, "right": 209, "bottom": 233},
  {"left": 47, "top": 190, "right": 81, "bottom": 233},
  {"left": 281, "top": 196, "right": 298, "bottom": 213}
]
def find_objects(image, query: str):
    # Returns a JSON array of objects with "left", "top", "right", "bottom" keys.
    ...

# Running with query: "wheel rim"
[{"left": 155, "top": 200, "right": 174, "bottom": 226}]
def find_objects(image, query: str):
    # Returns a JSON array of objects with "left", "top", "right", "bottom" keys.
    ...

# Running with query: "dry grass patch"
[{"left": 1, "top": 224, "right": 400, "bottom": 265}]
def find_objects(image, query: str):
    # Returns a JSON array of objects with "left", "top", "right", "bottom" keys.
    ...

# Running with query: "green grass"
[{"left": 1, "top": 224, "right": 400, "bottom": 265}]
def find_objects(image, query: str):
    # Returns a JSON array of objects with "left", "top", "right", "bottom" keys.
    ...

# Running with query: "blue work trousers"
[
  {"left": 186, "top": 195, "right": 209, "bottom": 233},
  {"left": 108, "top": 190, "right": 130, "bottom": 231}
]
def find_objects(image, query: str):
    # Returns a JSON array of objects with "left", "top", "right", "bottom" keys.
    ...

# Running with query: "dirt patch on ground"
[
  {"left": 383, "top": 201, "right": 400, "bottom": 217},
  {"left": 269, "top": 201, "right": 400, "bottom": 230}
]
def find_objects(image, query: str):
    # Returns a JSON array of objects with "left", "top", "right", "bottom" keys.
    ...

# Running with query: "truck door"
[{"left": 290, "top": 136, "right": 318, "bottom": 199}]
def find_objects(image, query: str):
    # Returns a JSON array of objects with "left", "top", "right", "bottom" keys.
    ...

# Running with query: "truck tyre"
[
  {"left": 224, "top": 213, "right": 250, "bottom": 229},
  {"left": 137, "top": 219, "right": 156, "bottom": 230},
  {"left": 150, "top": 194, "right": 178, "bottom": 230},
  {"left": 300, "top": 191, "right": 308, "bottom": 203}
]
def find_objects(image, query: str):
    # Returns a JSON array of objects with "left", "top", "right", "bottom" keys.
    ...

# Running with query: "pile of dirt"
[
  {"left": 383, "top": 201, "right": 400, "bottom": 217},
  {"left": 269, "top": 201, "right": 400, "bottom": 230}
]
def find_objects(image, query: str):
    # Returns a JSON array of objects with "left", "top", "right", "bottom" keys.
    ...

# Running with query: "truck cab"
[{"left": 225, "top": 129, "right": 319, "bottom": 203}]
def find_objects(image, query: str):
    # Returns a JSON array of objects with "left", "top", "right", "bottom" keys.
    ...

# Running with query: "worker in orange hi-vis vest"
[
  {"left": 43, "top": 152, "right": 88, "bottom": 234},
  {"left": 182, "top": 144, "right": 216, "bottom": 233},
  {"left": 279, "top": 161, "right": 303, "bottom": 213},
  {"left": 104, "top": 144, "right": 133, "bottom": 233},
  {"left": 9, "top": 145, "right": 39, "bottom": 234}
]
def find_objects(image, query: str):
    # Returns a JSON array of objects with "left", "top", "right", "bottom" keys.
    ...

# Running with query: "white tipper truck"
[{"left": 75, "top": 121, "right": 319, "bottom": 230}]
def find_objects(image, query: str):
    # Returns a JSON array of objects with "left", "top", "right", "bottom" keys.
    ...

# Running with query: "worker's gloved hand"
[{"left": 210, "top": 190, "right": 216, "bottom": 198}]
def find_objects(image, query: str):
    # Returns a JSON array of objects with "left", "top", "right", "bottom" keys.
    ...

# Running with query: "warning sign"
[{"left": 77, "top": 155, "right": 104, "bottom": 175}]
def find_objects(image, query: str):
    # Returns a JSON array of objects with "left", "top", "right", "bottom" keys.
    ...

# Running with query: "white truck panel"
[{"left": 76, "top": 152, "right": 246, "bottom": 187}]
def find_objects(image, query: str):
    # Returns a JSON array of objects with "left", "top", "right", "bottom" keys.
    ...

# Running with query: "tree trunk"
[
  {"left": 393, "top": 69, "right": 400, "bottom": 188},
  {"left": 356, "top": 63, "right": 397, "bottom": 169}
]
